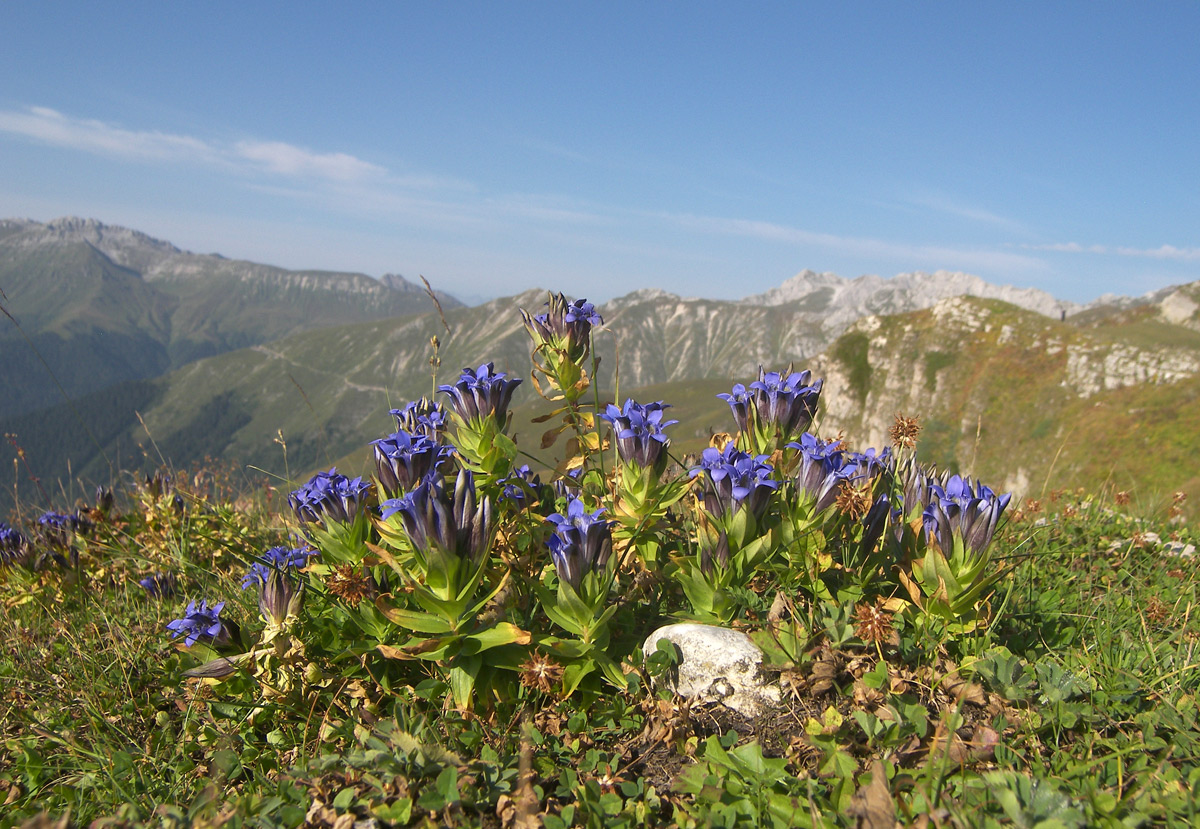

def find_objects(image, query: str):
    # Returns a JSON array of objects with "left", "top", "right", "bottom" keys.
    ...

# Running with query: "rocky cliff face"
[
  {"left": 808, "top": 292, "right": 1200, "bottom": 497},
  {"left": 742, "top": 268, "right": 1074, "bottom": 324}
]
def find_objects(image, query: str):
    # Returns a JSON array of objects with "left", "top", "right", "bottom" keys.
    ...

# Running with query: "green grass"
[{"left": 3, "top": 458, "right": 1200, "bottom": 826}]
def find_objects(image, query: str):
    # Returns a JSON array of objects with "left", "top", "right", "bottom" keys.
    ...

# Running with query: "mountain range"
[
  {"left": 1, "top": 217, "right": 1196, "bottom": 518},
  {"left": 0, "top": 217, "right": 460, "bottom": 419}
]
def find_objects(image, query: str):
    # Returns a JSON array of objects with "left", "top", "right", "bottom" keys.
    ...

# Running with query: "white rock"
[
  {"left": 1162, "top": 541, "right": 1196, "bottom": 558},
  {"left": 643, "top": 623, "right": 779, "bottom": 717}
]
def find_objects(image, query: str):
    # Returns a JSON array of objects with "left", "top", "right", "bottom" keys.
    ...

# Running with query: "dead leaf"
[{"left": 846, "top": 760, "right": 896, "bottom": 829}]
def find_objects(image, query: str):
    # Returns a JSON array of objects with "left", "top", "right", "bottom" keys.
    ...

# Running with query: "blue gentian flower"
[
  {"left": 716, "top": 384, "right": 752, "bottom": 434},
  {"left": 522, "top": 293, "right": 604, "bottom": 362},
  {"left": 499, "top": 464, "right": 541, "bottom": 504},
  {"left": 922, "top": 474, "right": 1012, "bottom": 555},
  {"left": 380, "top": 469, "right": 493, "bottom": 565},
  {"left": 845, "top": 446, "right": 892, "bottom": 478},
  {"left": 241, "top": 545, "right": 318, "bottom": 590},
  {"left": 438, "top": 363, "right": 522, "bottom": 423},
  {"left": 390, "top": 398, "right": 450, "bottom": 442},
  {"left": 166, "top": 599, "right": 228, "bottom": 648},
  {"left": 748, "top": 369, "right": 822, "bottom": 436},
  {"left": 545, "top": 496, "right": 614, "bottom": 590},
  {"left": 689, "top": 444, "right": 778, "bottom": 518},
  {"left": 599, "top": 399, "right": 678, "bottom": 471},
  {"left": 788, "top": 433, "right": 855, "bottom": 513},
  {"left": 36, "top": 511, "right": 76, "bottom": 545},
  {"left": 371, "top": 429, "right": 455, "bottom": 497},
  {"left": 138, "top": 571, "right": 178, "bottom": 599},
  {"left": 288, "top": 468, "right": 371, "bottom": 524},
  {"left": 0, "top": 522, "right": 29, "bottom": 568}
]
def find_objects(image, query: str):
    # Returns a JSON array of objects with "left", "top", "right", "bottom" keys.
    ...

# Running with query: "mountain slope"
[
  {"left": 9, "top": 282, "right": 1200, "bottom": 524},
  {"left": 0, "top": 217, "right": 461, "bottom": 417}
]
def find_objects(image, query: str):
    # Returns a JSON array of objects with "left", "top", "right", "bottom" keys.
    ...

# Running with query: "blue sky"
[{"left": 1, "top": 3, "right": 1197, "bottom": 304}]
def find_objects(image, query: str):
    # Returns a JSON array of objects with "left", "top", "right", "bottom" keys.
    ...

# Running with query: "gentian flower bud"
[
  {"left": 860, "top": 494, "right": 891, "bottom": 553},
  {"left": 545, "top": 497, "right": 614, "bottom": 590},
  {"left": 259, "top": 568, "right": 305, "bottom": 628},
  {"left": 95, "top": 486, "right": 114, "bottom": 515},
  {"left": 145, "top": 471, "right": 173, "bottom": 498}
]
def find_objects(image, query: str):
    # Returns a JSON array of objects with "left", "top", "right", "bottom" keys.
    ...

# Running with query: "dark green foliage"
[
  {"left": 922, "top": 349, "right": 956, "bottom": 392},
  {"left": 832, "top": 331, "right": 872, "bottom": 401}
]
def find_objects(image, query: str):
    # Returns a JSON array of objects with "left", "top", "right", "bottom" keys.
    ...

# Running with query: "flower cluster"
[
  {"left": 241, "top": 545, "right": 318, "bottom": 590},
  {"left": 599, "top": 399, "right": 678, "bottom": 472},
  {"left": 522, "top": 293, "right": 603, "bottom": 363},
  {"left": 439, "top": 363, "right": 522, "bottom": 423},
  {"left": 790, "top": 432, "right": 856, "bottom": 513},
  {"left": 390, "top": 398, "right": 449, "bottom": 442},
  {"left": 371, "top": 429, "right": 455, "bottom": 497},
  {"left": 922, "top": 474, "right": 1013, "bottom": 555},
  {"left": 36, "top": 511, "right": 80, "bottom": 548},
  {"left": 288, "top": 468, "right": 371, "bottom": 524},
  {"left": 382, "top": 469, "right": 493, "bottom": 565},
  {"left": 546, "top": 497, "right": 614, "bottom": 590},
  {"left": 689, "top": 444, "right": 778, "bottom": 519},
  {"left": 718, "top": 368, "right": 822, "bottom": 437},
  {"left": 166, "top": 599, "right": 228, "bottom": 648}
]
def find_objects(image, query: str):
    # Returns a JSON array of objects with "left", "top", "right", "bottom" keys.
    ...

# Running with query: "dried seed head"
[
  {"left": 854, "top": 598, "right": 895, "bottom": 646},
  {"left": 835, "top": 480, "right": 873, "bottom": 521},
  {"left": 326, "top": 565, "right": 374, "bottom": 607},
  {"left": 889, "top": 412, "right": 922, "bottom": 449},
  {"left": 1114, "top": 490, "right": 1131, "bottom": 506},
  {"left": 519, "top": 652, "right": 564, "bottom": 695}
]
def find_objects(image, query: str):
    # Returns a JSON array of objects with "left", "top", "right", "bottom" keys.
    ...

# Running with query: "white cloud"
[
  {"left": 0, "top": 106, "right": 218, "bottom": 163},
  {"left": 234, "top": 140, "right": 385, "bottom": 182},
  {"left": 664, "top": 213, "right": 1048, "bottom": 274},
  {"left": 907, "top": 192, "right": 1026, "bottom": 233},
  {"left": 1116, "top": 244, "right": 1200, "bottom": 262},
  {"left": 0, "top": 105, "right": 388, "bottom": 186},
  {"left": 1027, "top": 241, "right": 1200, "bottom": 262}
]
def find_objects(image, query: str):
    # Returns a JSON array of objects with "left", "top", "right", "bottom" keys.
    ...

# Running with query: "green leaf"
[
  {"left": 462, "top": 622, "right": 532, "bottom": 654},
  {"left": 376, "top": 602, "right": 454, "bottom": 634}
]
